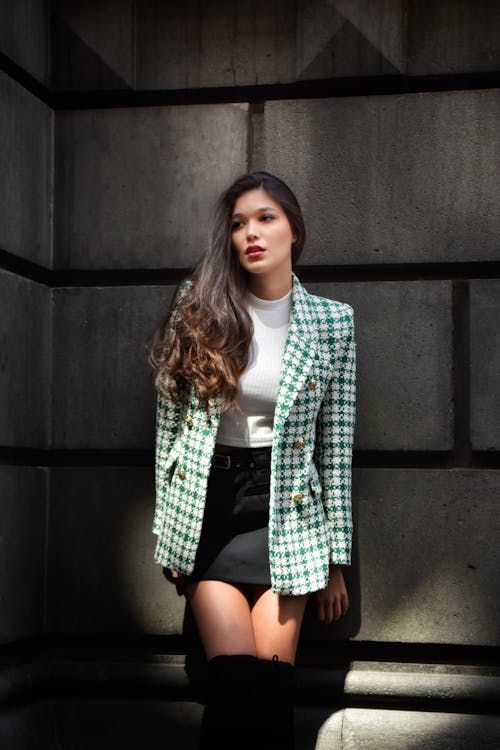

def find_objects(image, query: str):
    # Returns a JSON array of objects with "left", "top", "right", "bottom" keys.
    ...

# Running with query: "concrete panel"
[
  {"left": 307, "top": 280, "right": 453, "bottom": 450},
  {"left": 47, "top": 468, "right": 185, "bottom": 634},
  {"left": 0, "top": 271, "right": 50, "bottom": 448},
  {"left": 348, "top": 469, "right": 500, "bottom": 646},
  {"left": 297, "top": 0, "right": 406, "bottom": 80},
  {"left": 51, "top": 0, "right": 134, "bottom": 90},
  {"left": 0, "top": 0, "right": 48, "bottom": 82},
  {"left": 407, "top": 0, "right": 500, "bottom": 75},
  {"left": 135, "top": 0, "right": 295, "bottom": 89},
  {"left": 52, "top": 285, "right": 176, "bottom": 449},
  {"left": 470, "top": 280, "right": 500, "bottom": 451},
  {"left": 0, "top": 71, "right": 52, "bottom": 267},
  {"left": 54, "top": 104, "right": 248, "bottom": 269},
  {"left": 256, "top": 91, "right": 500, "bottom": 264},
  {"left": 0, "top": 467, "right": 47, "bottom": 643}
]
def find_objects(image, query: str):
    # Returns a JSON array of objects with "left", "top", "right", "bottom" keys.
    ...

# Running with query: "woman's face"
[{"left": 230, "top": 187, "right": 295, "bottom": 284}]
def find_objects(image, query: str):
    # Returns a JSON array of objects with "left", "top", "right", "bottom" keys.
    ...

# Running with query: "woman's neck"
[{"left": 248, "top": 274, "right": 293, "bottom": 301}]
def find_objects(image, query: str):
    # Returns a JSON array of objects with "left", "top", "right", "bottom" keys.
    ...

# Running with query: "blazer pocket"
[
  {"left": 167, "top": 459, "right": 178, "bottom": 485},
  {"left": 308, "top": 462, "right": 323, "bottom": 499}
]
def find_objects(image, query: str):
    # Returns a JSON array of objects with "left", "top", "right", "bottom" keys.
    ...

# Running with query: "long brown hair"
[{"left": 149, "top": 171, "right": 305, "bottom": 409}]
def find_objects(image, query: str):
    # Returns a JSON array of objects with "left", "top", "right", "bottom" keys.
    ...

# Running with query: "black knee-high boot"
[
  {"left": 199, "top": 654, "right": 260, "bottom": 750},
  {"left": 199, "top": 654, "right": 296, "bottom": 750},
  {"left": 256, "top": 656, "right": 296, "bottom": 750}
]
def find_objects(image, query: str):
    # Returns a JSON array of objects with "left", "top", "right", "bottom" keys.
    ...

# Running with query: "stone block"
[
  {"left": 306, "top": 280, "right": 453, "bottom": 450},
  {"left": 407, "top": 0, "right": 500, "bottom": 75},
  {"left": 0, "top": 0, "right": 49, "bottom": 82},
  {"left": 0, "top": 467, "right": 47, "bottom": 643},
  {"left": 54, "top": 104, "right": 248, "bottom": 269},
  {"left": 296, "top": 0, "right": 406, "bottom": 80},
  {"left": 0, "top": 271, "right": 50, "bottom": 448},
  {"left": 135, "top": 0, "right": 295, "bottom": 89},
  {"left": 51, "top": 0, "right": 134, "bottom": 89},
  {"left": 348, "top": 469, "right": 499, "bottom": 646},
  {"left": 0, "top": 72, "right": 52, "bottom": 267},
  {"left": 52, "top": 285, "right": 176, "bottom": 449},
  {"left": 470, "top": 280, "right": 500, "bottom": 451},
  {"left": 256, "top": 91, "right": 500, "bottom": 264},
  {"left": 46, "top": 468, "right": 185, "bottom": 634}
]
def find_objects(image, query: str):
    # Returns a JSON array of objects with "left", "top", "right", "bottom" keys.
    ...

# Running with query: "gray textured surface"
[
  {"left": 51, "top": 285, "right": 175, "bottom": 449},
  {"left": 470, "top": 280, "right": 500, "bottom": 451},
  {"left": 256, "top": 91, "right": 500, "bottom": 265},
  {"left": 0, "top": 467, "right": 47, "bottom": 644},
  {"left": 0, "top": 0, "right": 49, "bottom": 83},
  {"left": 407, "top": 0, "right": 500, "bottom": 74},
  {"left": 307, "top": 280, "right": 453, "bottom": 450},
  {"left": 352, "top": 468, "right": 500, "bottom": 646},
  {"left": 46, "top": 467, "right": 184, "bottom": 635},
  {"left": 0, "top": 71, "right": 52, "bottom": 267},
  {"left": 43, "top": 1, "right": 500, "bottom": 92},
  {"left": 51, "top": 0, "right": 134, "bottom": 90},
  {"left": 54, "top": 104, "right": 248, "bottom": 269},
  {"left": 45, "top": 467, "right": 500, "bottom": 647},
  {"left": 317, "top": 709, "right": 500, "bottom": 750},
  {"left": 0, "top": 271, "right": 51, "bottom": 448},
  {"left": 135, "top": 0, "right": 296, "bottom": 89}
]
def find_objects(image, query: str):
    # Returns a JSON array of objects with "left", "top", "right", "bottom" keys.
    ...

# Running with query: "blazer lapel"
[{"left": 273, "top": 274, "right": 319, "bottom": 436}]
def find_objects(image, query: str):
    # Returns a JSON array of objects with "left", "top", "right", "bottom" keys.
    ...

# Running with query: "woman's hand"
[
  {"left": 315, "top": 565, "right": 349, "bottom": 624},
  {"left": 163, "top": 568, "right": 184, "bottom": 585}
]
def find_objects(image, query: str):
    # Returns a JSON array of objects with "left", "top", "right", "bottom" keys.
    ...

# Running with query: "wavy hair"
[{"left": 149, "top": 171, "right": 305, "bottom": 409}]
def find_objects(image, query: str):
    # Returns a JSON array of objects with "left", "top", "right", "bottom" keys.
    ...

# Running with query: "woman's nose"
[{"left": 246, "top": 221, "right": 259, "bottom": 240}]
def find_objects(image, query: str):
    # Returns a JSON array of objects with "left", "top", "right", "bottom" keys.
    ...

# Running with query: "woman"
[{"left": 149, "top": 171, "right": 356, "bottom": 749}]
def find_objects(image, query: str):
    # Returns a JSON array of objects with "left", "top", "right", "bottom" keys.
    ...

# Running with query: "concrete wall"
[
  {"left": 1, "top": 0, "right": 499, "bottom": 647},
  {"left": 1, "top": 1, "right": 499, "bottom": 746},
  {"left": 0, "top": 0, "right": 51, "bottom": 648}
]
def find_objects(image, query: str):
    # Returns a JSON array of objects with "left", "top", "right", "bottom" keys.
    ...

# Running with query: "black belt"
[{"left": 212, "top": 446, "right": 271, "bottom": 470}]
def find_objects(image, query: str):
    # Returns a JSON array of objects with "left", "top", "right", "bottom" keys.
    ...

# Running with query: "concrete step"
[
  {"left": 1, "top": 699, "right": 500, "bottom": 750},
  {"left": 1, "top": 657, "right": 500, "bottom": 749}
]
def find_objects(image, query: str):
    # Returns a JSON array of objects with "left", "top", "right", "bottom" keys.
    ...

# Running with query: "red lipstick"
[{"left": 246, "top": 245, "right": 265, "bottom": 259}]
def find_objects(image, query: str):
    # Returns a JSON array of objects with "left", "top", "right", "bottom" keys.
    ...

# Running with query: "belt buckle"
[{"left": 215, "top": 453, "right": 231, "bottom": 470}]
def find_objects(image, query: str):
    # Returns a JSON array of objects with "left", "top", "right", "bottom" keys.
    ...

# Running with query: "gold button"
[
  {"left": 177, "top": 468, "right": 186, "bottom": 480},
  {"left": 308, "top": 379, "right": 317, "bottom": 390},
  {"left": 294, "top": 438, "right": 305, "bottom": 449},
  {"left": 185, "top": 417, "right": 194, "bottom": 428},
  {"left": 292, "top": 492, "right": 304, "bottom": 504}
]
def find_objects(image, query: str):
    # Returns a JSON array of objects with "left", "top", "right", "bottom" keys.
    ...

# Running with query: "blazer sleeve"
[
  {"left": 152, "top": 281, "right": 190, "bottom": 537},
  {"left": 314, "top": 306, "right": 356, "bottom": 565}
]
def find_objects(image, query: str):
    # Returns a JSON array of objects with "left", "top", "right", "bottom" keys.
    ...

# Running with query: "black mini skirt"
[{"left": 164, "top": 446, "right": 272, "bottom": 592}]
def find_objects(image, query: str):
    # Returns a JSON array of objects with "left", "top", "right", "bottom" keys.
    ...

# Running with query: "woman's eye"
[
  {"left": 261, "top": 214, "right": 274, "bottom": 222},
  {"left": 231, "top": 221, "right": 242, "bottom": 231}
]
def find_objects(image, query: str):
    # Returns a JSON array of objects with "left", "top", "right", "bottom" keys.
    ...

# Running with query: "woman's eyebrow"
[{"left": 231, "top": 206, "right": 278, "bottom": 219}]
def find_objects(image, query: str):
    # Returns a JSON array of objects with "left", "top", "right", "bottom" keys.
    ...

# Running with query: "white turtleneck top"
[{"left": 216, "top": 288, "right": 292, "bottom": 447}]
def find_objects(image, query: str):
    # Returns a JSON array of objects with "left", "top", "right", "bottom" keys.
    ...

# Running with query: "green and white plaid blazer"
[{"left": 153, "top": 273, "right": 356, "bottom": 596}]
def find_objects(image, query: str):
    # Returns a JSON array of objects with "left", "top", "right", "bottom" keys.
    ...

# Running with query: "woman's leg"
[
  {"left": 185, "top": 580, "right": 259, "bottom": 749},
  {"left": 249, "top": 586, "right": 310, "bottom": 750},
  {"left": 250, "top": 585, "right": 309, "bottom": 663},
  {"left": 185, "top": 579, "right": 256, "bottom": 658}
]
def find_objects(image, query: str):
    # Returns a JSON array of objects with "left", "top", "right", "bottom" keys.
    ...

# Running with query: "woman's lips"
[{"left": 246, "top": 245, "right": 265, "bottom": 259}]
